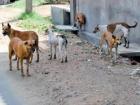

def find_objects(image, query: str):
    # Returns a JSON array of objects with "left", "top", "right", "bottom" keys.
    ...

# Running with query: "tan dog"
[
  {"left": 74, "top": 12, "right": 86, "bottom": 30},
  {"left": 2, "top": 23, "right": 39, "bottom": 62},
  {"left": 99, "top": 31, "right": 122, "bottom": 61},
  {"left": 9, "top": 37, "right": 35, "bottom": 77}
]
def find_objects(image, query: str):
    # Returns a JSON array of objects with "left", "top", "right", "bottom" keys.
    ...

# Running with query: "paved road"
[{"left": 0, "top": 35, "right": 23, "bottom": 105}]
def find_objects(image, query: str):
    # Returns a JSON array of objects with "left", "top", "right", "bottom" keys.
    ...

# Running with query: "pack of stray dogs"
[
  {"left": 2, "top": 23, "right": 68, "bottom": 77},
  {"left": 1, "top": 13, "right": 138, "bottom": 77}
]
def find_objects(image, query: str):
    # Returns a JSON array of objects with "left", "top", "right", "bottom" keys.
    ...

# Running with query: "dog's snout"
[
  {"left": 2, "top": 31, "right": 7, "bottom": 36},
  {"left": 31, "top": 48, "right": 35, "bottom": 53}
]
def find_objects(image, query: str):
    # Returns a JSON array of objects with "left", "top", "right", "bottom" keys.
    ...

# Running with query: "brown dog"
[
  {"left": 74, "top": 12, "right": 86, "bottom": 30},
  {"left": 99, "top": 31, "right": 122, "bottom": 61},
  {"left": 93, "top": 21, "right": 138, "bottom": 48},
  {"left": 9, "top": 37, "right": 35, "bottom": 77},
  {"left": 2, "top": 23, "right": 39, "bottom": 62}
]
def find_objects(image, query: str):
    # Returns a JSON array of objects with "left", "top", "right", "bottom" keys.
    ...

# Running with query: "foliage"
[{"left": 17, "top": 12, "right": 52, "bottom": 32}]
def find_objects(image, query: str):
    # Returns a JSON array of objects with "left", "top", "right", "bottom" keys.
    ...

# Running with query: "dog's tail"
[{"left": 127, "top": 21, "right": 138, "bottom": 28}]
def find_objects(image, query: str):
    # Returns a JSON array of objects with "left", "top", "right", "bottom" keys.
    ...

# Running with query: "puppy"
[
  {"left": 45, "top": 27, "right": 68, "bottom": 63},
  {"left": 99, "top": 31, "right": 122, "bottom": 62},
  {"left": 74, "top": 12, "right": 86, "bottom": 30},
  {"left": 9, "top": 37, "right": 35, "bottom": 77},
  {"left": 93, "top": 21, "right": 138, "bottom": 48},
  {"left": 2, "top": 23, "right": 39, "bottom": 62}
]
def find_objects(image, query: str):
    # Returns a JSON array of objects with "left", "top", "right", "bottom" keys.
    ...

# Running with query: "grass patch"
[{"left": 17, "top": 12, "right": 52, "bottom": 32}]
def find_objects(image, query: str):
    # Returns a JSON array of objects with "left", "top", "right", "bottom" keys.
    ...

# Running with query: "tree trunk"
[{"left": 26, "top": 0, "right": 32, "bottom": 13}]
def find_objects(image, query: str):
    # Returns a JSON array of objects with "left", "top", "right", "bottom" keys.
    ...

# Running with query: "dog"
[
  {"left": 74, "top": 12, "right": 86, "bottom": 30},
  {"left": 99, "top": 31, "right": 122, "bottom": 62},
  {"left": 93, "top": 21, "right": 138, "bottom": 48},
  {"left": 45, "top": 27, "right": 68, "bottom": 63},
  {"left": 2, "top": 23, "right": 39, "bottom": 62},
  {"left": 9, "top": 37, "right": 35, "bottom": 77}
]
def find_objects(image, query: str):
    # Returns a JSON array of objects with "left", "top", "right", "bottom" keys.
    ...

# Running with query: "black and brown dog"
[{"left": 2, "top": 23, "right": 39, "bottom": 62}]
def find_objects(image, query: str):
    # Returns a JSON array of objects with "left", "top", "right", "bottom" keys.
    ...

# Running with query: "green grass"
[
  {"left": 17, "top": 12, "right": 52, "bottom": 32},
  {"left": 7, "top": 0, "right": 45, "bottom": 8}
]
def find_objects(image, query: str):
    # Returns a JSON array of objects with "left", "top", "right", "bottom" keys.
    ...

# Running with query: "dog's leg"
[
  {"left": 17, "top": 58, "right": 20, "bottom": 70},
  {"left": 115, "top": 45, "right": 118, "bottom": 62},
  {"left": 26, "top": 59, "right": 31, "bottom": 77},
  {"left": 124, "top": 37, "right": 129, "bottom": 48},
  {"left": 64, "top": 46, "right": 68, "bottom": 63},
  {"left": 9, "top": 48, "right": 13, "bottom": 71},
  {"left": 29, "top": 54, "right": 33, "bottom": 64},
  {"left": 124, "top": 36, "right": 130, "bottom": 48},
  {"left": 20, "top": 59, "right": 25, "bottom": 77},
  {"left": 59, "top": 43, "right": 63, "bottom": 63},
  {"left": 54, "top": 45, "right": 57, "bottom": 59},
  {"left": 48, "top": 45, "right": 52, "bottom": 60},
  {"left": 9, "top": 55, "right": 12, "bottom": 71},
  {"left": 126, "top": 38, "right": 129, "bottom": 48},
  {"left": 106, "top": 41, "right": 110, "bottom": 55},
  {"left": 109, "top": 48, "right": 112, "bottom": 58},
  {"left": 109, "top": 48, "right": 115, "bottom": 64},
  {"left": 99, "top": 36, "right": 105, "bottom": 57},
  {"left": 36, "top": 46, "right": 39, "bottom": 62}
]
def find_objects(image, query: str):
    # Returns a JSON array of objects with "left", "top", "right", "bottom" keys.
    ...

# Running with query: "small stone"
[
  {"left": 87, "top": 59, "right": 91, "bottom": 62},
  {"left": 42, "top": 71, "right": 50, "bottom": 75}
]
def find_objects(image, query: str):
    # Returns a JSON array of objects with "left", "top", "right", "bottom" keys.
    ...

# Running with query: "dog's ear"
[
  {"left": 112, "top": 35, "right": 116, "bottom": 39},
  {"left": 2, "top": 23, "right": 4, "bottom": 27},
  {"left": 7, "top": 23, "right": 11, "bottom": 28}
]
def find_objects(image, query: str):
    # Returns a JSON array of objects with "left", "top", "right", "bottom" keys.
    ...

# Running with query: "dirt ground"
[
  {"left": 5, "top": 32, "right": 140, "bottom": 105},
  {"left": 0, "top": 4, "right": 140, "bottom": 105}
]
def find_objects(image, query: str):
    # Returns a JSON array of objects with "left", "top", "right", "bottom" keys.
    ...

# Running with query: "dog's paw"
[
  {"left": 48, "top": 58, "right": 52, "bottom": 60},
  {"left": 126, "top": 46, "right": 129, "bottom": 48},
  {"left": 65, "top": 59, "right": 68, "bottom": 63},
  {"left": 21, "top": 74, "right": 25, "bottom": 77},
  {"left": 61, "top": 60, "right": 64, "bottom": 63},
  {"left": 123, "top": 44, "right": 126, "bottom": 47},
  {"left": 17, "top": 68, "right": 20, "bottom": 71},
  {"left": 27, "top": 74, "right": 31, "bottom": 77}
]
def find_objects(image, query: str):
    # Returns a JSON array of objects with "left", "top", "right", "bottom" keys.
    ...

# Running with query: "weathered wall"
[
  {"left": 0, "top": 0, "right": 10, "bottom": 5},
  {"left": 71, "top": 0, "right": 140, "bottom": 44}
]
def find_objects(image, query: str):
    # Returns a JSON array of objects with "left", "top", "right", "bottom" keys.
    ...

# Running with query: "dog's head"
[
  {"left": 2, "top": 23, "right": 11, "bottom": 36},
  {"left": 112, "top": 35, "right": 122, "bottom": 46},
  {"left": 24, "top": 40, "right": 36, "bottom": 53},
  {"left": 74, "top": 13, "right": 86, "bottom": 28},
  {"left": 93, "top": 24, "right": 100, "bottom": 33},
  {"left": 45, "top": 25, "right": 55, "bottom": 35}
]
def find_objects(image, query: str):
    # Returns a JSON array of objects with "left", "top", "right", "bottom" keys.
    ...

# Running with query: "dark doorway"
[{"left": 10, "top": 0, "right": 17, "bottom": 3}]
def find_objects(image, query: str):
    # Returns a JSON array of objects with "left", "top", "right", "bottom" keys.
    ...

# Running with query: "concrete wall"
[
  {"left": 70, "top": 0, "right": 140, "bottom": 44},
  {"left": 51, "top": 5, "right": 70, "bottom": 25},
  {"left": 0, "top": 0, "right": 10, "bottom": 5}
]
